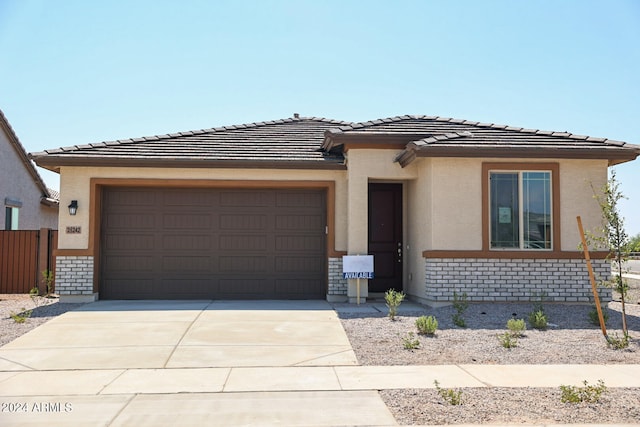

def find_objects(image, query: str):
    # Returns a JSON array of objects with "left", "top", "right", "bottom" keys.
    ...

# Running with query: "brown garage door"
[{"left": 100, "top": 187, "right": 326, "bottom": 299}]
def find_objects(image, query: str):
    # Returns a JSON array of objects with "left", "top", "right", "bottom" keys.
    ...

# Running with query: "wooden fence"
[{"left": 0, "top": 229, "right": 58, "bottom": 294}]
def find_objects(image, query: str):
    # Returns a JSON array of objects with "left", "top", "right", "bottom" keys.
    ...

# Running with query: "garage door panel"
[
  {"left": 163, "top": 213, "right": 212, "bottom": 229},
  {"left": 275, "top": 279, "right": 323, "bottom": 296},
  {"left": 220, "top": 214, "right": 268, "bottom": 230},
  {"left": 105, "top": 234, "right": 155, "bottom": 250},
  {"left": 104, "top": 213, "right": 156, "bottom": 229},
  {"left": 219, "top": 235, "right": 268, "bottom": 250},
  {"left": 276, "top": 235, "right": 324, "bottom": 251},
  {"left": 104, "top": 255, "right": 155, "bottom": 272},
  {"left": 275, "top": 256, "right": 325, "bottom": 273},
  {"left": 219, "top": 256, "right": 268, "bottom": 273},
  {"left": 276, "top": 215, "right": 323, "bottom": 230},
  {"left": 162, "top": 256, "right": 212, "bottom": 272},
  {"left": 103, "top": 279, "right": 154, "bottom": 298},
  {"left": 163, "top": 190, "right": 215, "bottom": 207},
  {"left": 219, "top": 279, "right": 273, "bottom": 296},
  {"left": 106, "top": 190, "right": 156, "bottom": 206},
  {"left": 101, "top": 187, "right": 326, "bottom": 299},
  {"left": 220, "top": 191, "right": 274, "bottom": 207}
]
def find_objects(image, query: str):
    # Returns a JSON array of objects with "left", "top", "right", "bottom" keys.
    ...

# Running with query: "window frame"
[{"left": 482, "top": 163, "right": 560, "bottom": 252}]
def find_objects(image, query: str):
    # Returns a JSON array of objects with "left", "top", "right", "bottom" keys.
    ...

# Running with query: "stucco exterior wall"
[
  {"left": 415, "top": 157, "right": 607, "bottom": 252},
  {"left": 0, "top": 129, "right": 57, "bottom": 230}
]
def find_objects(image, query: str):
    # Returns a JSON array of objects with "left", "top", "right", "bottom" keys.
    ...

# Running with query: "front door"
[{"left": 368, "top": 183, "right": 403, "bottom": 292}]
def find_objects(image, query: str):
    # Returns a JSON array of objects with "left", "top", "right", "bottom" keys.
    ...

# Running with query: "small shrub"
[
  {"left": 607, "top": 332, "right": 630, "bottom": 349},
  {"left": 401, "top": 332, "right": 420, "bottom": 350},
  {"left": 415, "top": 315, "right": 438, "bottom": 335},
  {"left": 560, "top": 380, "right": 607, "bottom": 403},
  {"left": 588, "top": 305, "right": 609, "bottom": 327},
  {"left": 434, "top": 380, "right": 463, "bottom": 405},
  {"left": 10, "top": 309, "right": 32, "bottom": 324},
  {"left": 41, "top": 269, "right": 54, "bottom": 296},
  {"left": 506, "top": 318, "right": 526, "bottom": 337},
  {"left": 528, "top": 309, "right": 548, "bottom": 330},
  {"left": 452, "top": 291, "right": 468, "bottom": 328},
  {"left": 498, "top": 332, "right": 518, "bottom": 348},
  {"left": 385, "top": 289, "right": 405, "bottom": 321}
]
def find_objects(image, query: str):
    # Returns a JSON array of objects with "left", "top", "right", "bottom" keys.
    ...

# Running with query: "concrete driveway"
[
  {"left": 0, "top": 300, "right": 400, "bottom": 426},
  {"left": 0, "top": 300, "right": 357, "bottom": 370}
]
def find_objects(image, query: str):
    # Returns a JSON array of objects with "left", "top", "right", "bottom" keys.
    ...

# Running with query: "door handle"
[{"left": 397, "top": 242, "right": 402, "bottom": 262}]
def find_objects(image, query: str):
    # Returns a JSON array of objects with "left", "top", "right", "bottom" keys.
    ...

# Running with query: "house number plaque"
[{"left": 66, "top": 226, "right": 81, "bottom": 234}]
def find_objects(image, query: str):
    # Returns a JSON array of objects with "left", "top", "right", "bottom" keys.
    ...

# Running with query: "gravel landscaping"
[
  {"left": 0, "top": 294, "right": 83, "bottom": 347},
  {"left": 339, "top": 298, "right": 640, "bottom": 425}
]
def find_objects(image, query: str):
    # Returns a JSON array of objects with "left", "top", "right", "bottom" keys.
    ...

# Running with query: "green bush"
[
  {"left": 560, "top": 380, "right": 607, "bottom": 403},
  {"left": 588, "top": 305, "right": 609, "bottom": 326},
  {"left": 434, "top": 380, "right": 463, "bottom": 405},
  {"left": 401, "top": 332, "right": 420, "bottom": 350},
  {"left": 385, "top": 289, "right": 405, "bottom": 321},
  {"left": 415, "top": 315, "right": 438, "bottom": 335},
  {"left": 506, "top": 318, "right": 526, "bottom": 337},
  {"left": 452, "top": 291, "right": 468, "bottom": 327},
  {"left": 498, "top": 332, "right": 518, "bottom": 348},
  {"left": 528, "top": 309, "right": 548, "bottom": 330},
  {"left": 607, "top": 332, "right": 630, "bottom": 350}
]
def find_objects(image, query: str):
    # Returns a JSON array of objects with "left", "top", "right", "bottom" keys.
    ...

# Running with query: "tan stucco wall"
[
  {"left": 0, "top": 129, "right": 58, "bottom": 230},
  {"left": 406, "top": 157, "right": 607, "bottom": 252},
  {"left": 57, "top": 166, "right": 348, "bottom": 250}
]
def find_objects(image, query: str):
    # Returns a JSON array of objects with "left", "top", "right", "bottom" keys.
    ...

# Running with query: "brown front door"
[{"left": 368, "top": 183, "right": 403, "bottom": 293}]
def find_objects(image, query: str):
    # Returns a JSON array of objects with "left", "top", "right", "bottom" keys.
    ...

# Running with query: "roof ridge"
[
  {"left": 38, "top": 116, "right": 354, "bottom": 154},
  {"left": 341, "top": 114, "right": 629, "bottom": 146}
]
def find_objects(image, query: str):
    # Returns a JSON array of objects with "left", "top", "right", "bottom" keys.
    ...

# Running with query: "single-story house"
[
  {"left": 1, "top": 109, "right": 58, "bottom": 230},
  {"left": 30, "top": 114, "right": 639, "bottom": 304}
]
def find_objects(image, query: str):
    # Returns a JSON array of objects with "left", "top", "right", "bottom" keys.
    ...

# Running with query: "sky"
[{"left": 1, "top": 0, "right": 639, "bottom": 236}]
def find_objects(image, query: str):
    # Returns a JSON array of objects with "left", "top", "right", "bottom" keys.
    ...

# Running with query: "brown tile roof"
[
  {"left": 323, "top": 115, "right": 639, "bottom": 166},
  {"left": 31, "top": 114, "right": 639, "bottom": 171},
  {"left": 31, "top": 116, "right": 351, "bottom": 171}
]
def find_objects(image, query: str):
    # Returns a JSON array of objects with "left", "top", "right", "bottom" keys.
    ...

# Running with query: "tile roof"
[
  {"left": 31, "top": 114, "right": 639, "bottom": 171},
  {"left": 32, "top": 117, "right": 351, "bottom": 171},
  {"left": 324, "top": 115, "right": 640, "bottom": 166}
]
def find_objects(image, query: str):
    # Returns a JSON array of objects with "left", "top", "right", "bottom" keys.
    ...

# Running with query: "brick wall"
[
  {"left": 424, "top": 258, "right": 611, "bottom": 303},
  {"left": 328, "top": 257, "right": 347, "bottom": 295},
  {"left": 55, "top": 256, "right": 94, "bottom": 295}
]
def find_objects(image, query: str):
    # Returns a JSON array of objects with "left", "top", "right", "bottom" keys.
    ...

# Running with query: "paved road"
[{"left": 626, "top": 259, "right": 640, "bottom": 273}]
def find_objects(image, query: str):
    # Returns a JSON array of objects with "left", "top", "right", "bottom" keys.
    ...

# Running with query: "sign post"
[{"left": 342, "top": 255, "right": 374, "bottom": 305}]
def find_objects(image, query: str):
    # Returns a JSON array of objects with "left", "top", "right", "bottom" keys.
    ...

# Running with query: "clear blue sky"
[{"left": 1, "top": 0, "right": 639, "bottom": 235}]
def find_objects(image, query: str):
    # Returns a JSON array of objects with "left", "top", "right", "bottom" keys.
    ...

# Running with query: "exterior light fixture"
[{"left": 68, "top": 200, "right": 78, "bottom": 216}]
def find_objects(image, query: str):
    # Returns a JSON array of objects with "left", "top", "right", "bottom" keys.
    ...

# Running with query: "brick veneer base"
[
  {"left": 55, "top": 256, "right": 94, "bottom": 295},
  {"left": 425, "top": 258, "right": 612, "bottom": 303},
  {"left": 328, "top": 257, "right": 347, "bottom": 296}
]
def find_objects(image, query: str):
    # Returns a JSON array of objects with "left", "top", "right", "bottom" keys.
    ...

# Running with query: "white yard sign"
[{"left": 342, "top": 255, "right": 374, "bottom": 279}]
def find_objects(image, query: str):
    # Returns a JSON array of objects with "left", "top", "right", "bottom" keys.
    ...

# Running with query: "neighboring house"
[
  {"left": 30, "top": 115, "right": 639, "bottom": 304},
  {"left": 0, "top": 109, "right": 58, "bottom": 230}
]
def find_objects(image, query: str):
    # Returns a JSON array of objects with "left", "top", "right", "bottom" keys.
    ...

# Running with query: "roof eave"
[
  {"left": 31, "top": 156, "right": 347, "bottom": 171},
  {"left": 395, "top": 146, "right": 639, "bottom": 167}
]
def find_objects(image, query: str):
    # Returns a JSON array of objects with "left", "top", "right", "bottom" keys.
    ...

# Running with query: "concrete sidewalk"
[{"left": 1, "top": 364, "right": 639, "bottom": 426}]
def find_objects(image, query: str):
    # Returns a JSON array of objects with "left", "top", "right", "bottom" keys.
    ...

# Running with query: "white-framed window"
[
  {"left": 5, "top": 206, "right": 19, "bottom": 230},
  {"left": 489, "top": 170, "right": 552, "bottom": 250}
]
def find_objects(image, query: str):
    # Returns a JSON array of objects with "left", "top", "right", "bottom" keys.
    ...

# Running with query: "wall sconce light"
[{"left": 68, "top": 200, "right": 78, "bottom": 216}]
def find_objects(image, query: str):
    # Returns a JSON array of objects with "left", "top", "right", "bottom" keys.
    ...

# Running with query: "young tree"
[{"left": 591, "top": 170, "right": 630, "bottom": 337}]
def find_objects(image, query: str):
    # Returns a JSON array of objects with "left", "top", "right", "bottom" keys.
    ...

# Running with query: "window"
[
  {"left": 489, "top": 171, "right": 552, "bottom": 249},
  {"left": 5, "top": 206, "right": 19, "bottom": 230}
]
